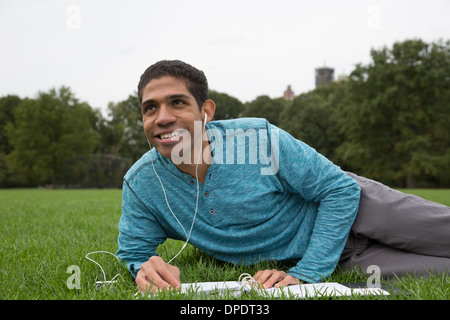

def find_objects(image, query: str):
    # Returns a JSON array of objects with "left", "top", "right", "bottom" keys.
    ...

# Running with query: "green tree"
[
  {"left": 0, "top": 95, "right": 24, "bottom": 187},
  {"left": 337, "top": 39, "right": 450, "bottom": 187},
  {"left": 6, "top": 87, "right": 100, "bottom": 187},
  {"left": 279, "top": 81, "right": 348, "bottom": 164},
  {"left": 0, "top": 95, "right": 21, "bottom": 155},
  {"left": 208, "top": 90, "right": 244, "bottom": 120},
  {"left": 242, "top": 95, "right": 287, "bottom": 126},
  {"left": 103, "top": 93, "right": 149, "bottom": 163}
]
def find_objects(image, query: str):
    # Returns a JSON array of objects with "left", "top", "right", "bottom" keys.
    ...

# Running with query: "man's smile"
[{"left": 154, "top": 129, "right": 184, "bottom": 144}]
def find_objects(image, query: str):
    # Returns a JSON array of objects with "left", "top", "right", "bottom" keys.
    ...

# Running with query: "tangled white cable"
[
  {"left": 85, "top": 251, "right": 124, "bottom": 289},
  {"left": 238, "top": 273, "right": 260, "bottom": 289}
]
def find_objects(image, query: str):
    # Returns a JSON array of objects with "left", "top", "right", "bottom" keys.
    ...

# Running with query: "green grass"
[{"left": 0, "top": 188, "right": 449, "bottom": 300}]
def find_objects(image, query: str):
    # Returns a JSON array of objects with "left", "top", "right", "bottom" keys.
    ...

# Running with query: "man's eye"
[
  {"left": 143, "top": 105, "right": 156, "bottom": 113},
  {"left": 173, "top": 99, "right": 185, "bottom": 106}
]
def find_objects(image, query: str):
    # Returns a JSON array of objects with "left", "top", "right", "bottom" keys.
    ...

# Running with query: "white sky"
[{"left": 1, "top": 0, "right": 449, "bottom": 114}]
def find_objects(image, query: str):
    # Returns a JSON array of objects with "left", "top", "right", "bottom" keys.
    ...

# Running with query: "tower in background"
[
  {"left": 283, "top": 85, "right": 294, "bottom": 100},
  {"left": 315, "top": 67, "right": 334, "bottom": 87}
]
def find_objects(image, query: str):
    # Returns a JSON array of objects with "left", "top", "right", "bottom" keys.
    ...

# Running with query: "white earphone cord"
[
  {"left": 149, "top": 114, "right": 207, "bottom": 264},
  {"left": 85, "top": 251, "right": 124, "bottom": 287},
  {"left": 85, "top": 116, "right": 207, "bottom": 288}
]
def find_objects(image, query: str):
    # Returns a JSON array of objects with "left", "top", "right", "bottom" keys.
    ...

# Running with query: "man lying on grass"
[{"left": 116, "top": 60, "right": 450, "bottom": 293}]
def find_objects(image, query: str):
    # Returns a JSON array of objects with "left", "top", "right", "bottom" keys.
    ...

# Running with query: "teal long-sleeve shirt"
[{"left": 117, "top": 118, "right": 361, "bottom": 283}]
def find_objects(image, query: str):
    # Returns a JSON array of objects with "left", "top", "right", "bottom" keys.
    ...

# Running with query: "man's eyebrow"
[
  {"left": 141, "top": 99, "right": 156, "bottom": 107},
  {"left": 141, "top": 94, "right": 192, "bottom": 107},
  {"left": 167, "top": 93, "right": 191, "bottom": 100}
]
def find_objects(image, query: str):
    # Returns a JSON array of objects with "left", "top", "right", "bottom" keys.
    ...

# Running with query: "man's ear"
[{"left": 202, "top": 99, "right": 216, "bottom": 122}]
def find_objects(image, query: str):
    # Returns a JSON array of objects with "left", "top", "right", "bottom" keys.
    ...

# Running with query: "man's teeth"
[{"left": 160, "top": 131, "right": 180, "bottom": 140}]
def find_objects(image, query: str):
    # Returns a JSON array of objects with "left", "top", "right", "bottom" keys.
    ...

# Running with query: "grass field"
[{"left": 0, "top": 188, "right": 449, "bottom": 300}]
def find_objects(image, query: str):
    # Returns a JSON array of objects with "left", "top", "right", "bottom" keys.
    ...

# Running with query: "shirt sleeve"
[
  {"left": 116, "top": 179, "right": 167, "bottom": 278},
  {"left": 271, "top": 125, "right": 361, "bottom": 283}
]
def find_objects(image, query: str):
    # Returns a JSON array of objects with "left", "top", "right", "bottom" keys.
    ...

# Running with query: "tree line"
[{"left": 1, "top": 38, "right": 449, "bottom": 188}]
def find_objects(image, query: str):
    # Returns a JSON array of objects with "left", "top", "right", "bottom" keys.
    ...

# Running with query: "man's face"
[{"left": 141, "top": 75, "right": 204, "bottom": 160}]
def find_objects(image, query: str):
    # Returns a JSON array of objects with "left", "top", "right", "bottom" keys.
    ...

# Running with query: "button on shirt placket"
[
  {"left": 205, "top": 191, "right": 214, "bottom": 215},
  {"left": 191, "top": 178, "right": 216, "bottom": 218},
  {"left": 201, "top": 177, "right": 220, "bottom": 223}
]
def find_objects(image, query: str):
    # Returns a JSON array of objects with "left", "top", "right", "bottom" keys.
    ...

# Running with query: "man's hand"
[
  {"left": 135, "top": 256, "right": 181, "bottom": 293},
  {"left": 253, "top": 269, "right": 300, "bottom": 289}
]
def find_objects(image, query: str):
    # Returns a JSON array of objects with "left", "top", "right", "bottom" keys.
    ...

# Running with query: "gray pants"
[{"left": 338, "top": 172, "right": 450, "bottom": 278}]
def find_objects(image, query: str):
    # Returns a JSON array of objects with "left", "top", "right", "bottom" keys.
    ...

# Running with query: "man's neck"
[{"left": 175, "top": 140, "right": 213, "bottom": 185}]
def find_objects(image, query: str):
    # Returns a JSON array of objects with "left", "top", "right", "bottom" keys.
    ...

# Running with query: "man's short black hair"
[{"left": 137, "top": 60, "right": 208, "bottom": 110}]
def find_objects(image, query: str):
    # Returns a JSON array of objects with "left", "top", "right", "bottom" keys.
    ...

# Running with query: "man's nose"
[{"left": 155, "top": 105, "right": 176, "bottom": 126}]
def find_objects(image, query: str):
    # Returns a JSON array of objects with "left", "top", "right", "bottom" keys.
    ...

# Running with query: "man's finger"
[
  {"left": 136, "top": 257, "right": 181, "bottom": 293},
  {"left": 274, "top": 275, "right": 300, "bottom": 288},
  {"left": 147, "top": 256, "right": 181, "bottom": 287},
  {"left": 136, "top": 272, "right": 169, "bottom": 293},
  {"left": 253, "top": 269, "right": 287, "bottom": 288},
  {"left": 253, "top": 269, "right": 273, "bottom": 286},
  {"left": 157, "top": 263, "right": 181, "bottom": 288},
  {"left": 264, "top": 271, "right": 287, "bottom": 288}
]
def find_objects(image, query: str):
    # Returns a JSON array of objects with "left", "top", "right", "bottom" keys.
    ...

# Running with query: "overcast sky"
[{"left": 1, "top": 0, "right": 449, "bottom": 114}]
